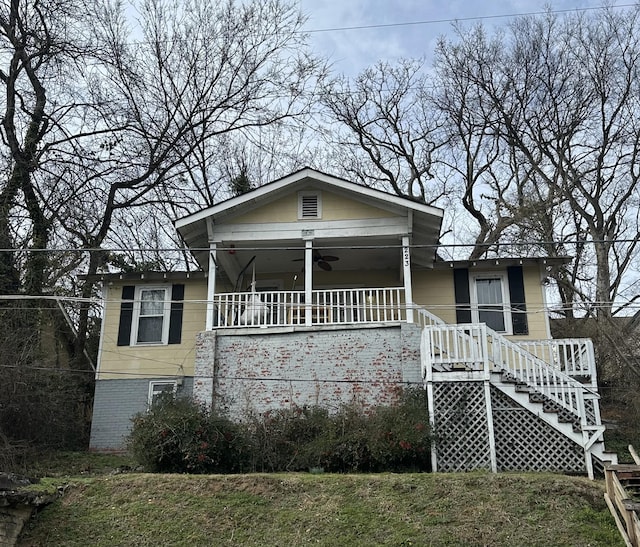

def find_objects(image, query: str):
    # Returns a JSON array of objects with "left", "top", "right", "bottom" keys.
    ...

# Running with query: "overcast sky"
[{"left": 298, "top": 0, "right": 631, "bottom": 75}]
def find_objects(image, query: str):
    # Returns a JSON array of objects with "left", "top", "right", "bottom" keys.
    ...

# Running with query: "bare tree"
[
  {"left": 321, "top": 59, "right": 449, "bottom": 205},
  {"left": 0, "top": 0, "right": 325, "bottom": 450},
  {"left": 47, "top": 0, "right": 323, "bottom": 358},
  {"left": 431, "top": 8, "right": 640, "bottom": 322}
]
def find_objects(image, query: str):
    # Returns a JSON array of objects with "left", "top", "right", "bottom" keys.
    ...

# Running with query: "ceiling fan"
[{"left": 293, "top": 250, "right": 339, "bottom": 271}]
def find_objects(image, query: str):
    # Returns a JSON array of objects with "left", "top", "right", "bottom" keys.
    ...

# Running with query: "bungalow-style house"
[{"left": 89, "top": 168, "right": 617, "bottom": 477}]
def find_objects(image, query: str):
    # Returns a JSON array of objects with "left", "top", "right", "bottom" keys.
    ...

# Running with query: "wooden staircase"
[
  {"left": 415, "top": 307, "right": 618, "bottom": 478},
  {"left": 494, "top": 370, "right": 617, "bottom": 474}
]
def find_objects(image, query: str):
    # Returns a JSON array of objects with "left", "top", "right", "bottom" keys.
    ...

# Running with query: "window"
[
  {"left": 470, "top": 274, "right": 512, "bottom": 333},
  {"left": 148, "top": 381, "right": 177, "bottom": 407},
  {"left": 116, "top": 284, "right": 184, "bottom": 347},
  {"left": 132, "top": 286, "right": 171, "bottom": 344},
  {"left": 298, "top": 191, "right": 321, "bottom": 219}
]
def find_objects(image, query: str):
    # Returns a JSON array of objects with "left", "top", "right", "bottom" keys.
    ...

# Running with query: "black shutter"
[
  {"left": 453, "top": 268, "right": 472, "bottom": 323},
  {"left": 168, "top": 284, "right": 184, "bottom": 345},
  {"left": 507, "top": 266, "right": 529, "bottom": 335},
  {"left": 116, "top": 285, "right": 135, "bottom": 346}
]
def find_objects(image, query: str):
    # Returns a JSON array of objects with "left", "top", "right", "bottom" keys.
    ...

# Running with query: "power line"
[
  {"left": 2, "top": 295, "right": 640, "bottom": 313},
  {"left": 1, "top": 364, "right": 637, "bottom": 392},
  {"left": 1, "top": 238, "right": 639, "bottom": 253},
  {"left": 304, "top": 4, "right": 637, "bottom": 34}
]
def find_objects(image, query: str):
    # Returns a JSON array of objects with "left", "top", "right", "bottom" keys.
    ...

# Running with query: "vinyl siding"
[
  {"left": 229, "top": 189, "right": 398, "bottom": 224},
  {"left": 97, "top": 280, "right": 207, "bottom": 380}
]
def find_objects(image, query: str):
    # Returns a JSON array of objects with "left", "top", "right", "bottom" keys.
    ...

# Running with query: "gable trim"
[{"left": 175, "top": 168, "right": 443, "bottom": 229}]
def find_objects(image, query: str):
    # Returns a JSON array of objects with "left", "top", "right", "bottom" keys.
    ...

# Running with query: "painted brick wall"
[
  {"left": 204, "top": 323, "right": 423, "bottom": 419},
  {"left": 89, "top": 377, "right": 193, "bottom": 452},
  {"left": 90, "top": 323, "right": 423, "bottom": 450}
]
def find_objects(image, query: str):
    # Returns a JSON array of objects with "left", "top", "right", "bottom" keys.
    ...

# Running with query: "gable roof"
[
  {"left": 176, "top": 167, "right": 443, "bottom": 228},
  {"left": 175, "top": 168, "right": 444, "bottom": 269}
]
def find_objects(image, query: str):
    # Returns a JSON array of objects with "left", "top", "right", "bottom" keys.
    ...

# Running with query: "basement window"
[
  {"left": 148, "top": 381, "right": 177, "bottom": 407},
  {"left": 298, "top": 192, "right": 321, "bottom": 219}
]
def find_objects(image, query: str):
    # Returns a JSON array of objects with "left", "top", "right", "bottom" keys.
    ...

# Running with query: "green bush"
[
  {"left": 128, "top": 397, "right": 248, "bottom": 473},
  {"left": 252, "top": 388, "right": 432, "bottom": 473},
  {"left": 314, "top": 388, "right": 432, "bottom": 472},
  {"left": 248, "top": 405, "right": 332, "bottom": 472},
  {"left": 128, "top": 388, "right": 432, "bottom": 474}
]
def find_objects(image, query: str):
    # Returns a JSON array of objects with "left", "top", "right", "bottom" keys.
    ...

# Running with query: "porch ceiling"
[
  {"left": 176, "top": 169, "right": 444, "bottom": 277},
  {"left": 212, "top": 234, "right": 414, "bottom": 287}
]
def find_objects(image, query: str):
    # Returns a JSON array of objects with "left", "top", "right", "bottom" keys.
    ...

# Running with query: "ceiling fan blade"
[
  {"left": 292, "top": 258, "right": 305, "bottom": 262},
  {"left": 322, "top": 255, "right": 339, "bottom": 261},
  {"left": 318, "top": 260, "right": 332, "bottom": 271}
]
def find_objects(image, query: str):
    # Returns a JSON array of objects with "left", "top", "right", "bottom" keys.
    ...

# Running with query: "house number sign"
[{"left": 403, "top": 246, "right": 410, "bottom": 267}]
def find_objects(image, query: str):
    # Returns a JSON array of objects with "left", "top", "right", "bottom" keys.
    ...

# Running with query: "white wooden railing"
[
  {"left": 516, "top": 339, "right": 597, "bottom": 384},
  {"left": 421, "top": 321, "right": 590, "bottom": 420},
  {"left": 211, "top": 287, "right": 406, "bottom": 328}
]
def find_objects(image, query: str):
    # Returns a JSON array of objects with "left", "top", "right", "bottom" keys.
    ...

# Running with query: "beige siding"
[
  {"left": 252, "top": 269, "right": 400, "bottom": 289},
  {"left": 97, "top": 280, "right": 207, "bottom": 380},
  {"left": 232, "top": 193, "right": 299, "bottom": 223},
  {"left": 97, "top": 265, "right": 549, "bottom": 381},
  {"left": 412, "top": 269, "right": 458, "bottom": 324},
  {"left": 516, "top": 266, "right": 549, "bottom": 340},
  {"left": 230, "top": 189, "right": 398, "bottom": 224},
  {"left": 412, "top": 266, "right": 549, "bottom": 339},
  {"left": 321, "top": 191, "right": 397, "bottom": 221}
]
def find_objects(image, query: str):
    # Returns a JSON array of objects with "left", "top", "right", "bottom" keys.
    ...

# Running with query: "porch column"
[
  {"left": 402, "top": 235, "right": 414, "bottom": 323},
  {"left": 205, "top": 219, "right": 217, "bottom": 330},
  {"left": 205, "top": 244, "right": 218, "bottom": 330},
  {"left": 304, "top": 239, "right": 313, "bottom": 326}
]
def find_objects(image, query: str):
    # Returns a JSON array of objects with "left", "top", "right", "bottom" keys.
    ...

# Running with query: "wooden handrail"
[{"left": 604, "top": 460, "right": 640, "bottom": 546}]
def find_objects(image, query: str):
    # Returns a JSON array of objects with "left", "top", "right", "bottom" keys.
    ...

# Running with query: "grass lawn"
[{"left": 17, "top": 462, "right": 623, "bottom": 546}]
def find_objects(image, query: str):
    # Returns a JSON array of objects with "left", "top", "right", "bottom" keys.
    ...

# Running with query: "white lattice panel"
[
  {"left": 432, "top": 382, "right": 492, "bottom": 472},
  {"left": 491, "top": 387, "right": 585, "bottom": 473}
]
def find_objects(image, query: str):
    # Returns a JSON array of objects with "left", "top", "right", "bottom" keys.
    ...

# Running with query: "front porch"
[
  {"left": 210, "top": 287, "right": 408, "bottom": 328},
  {"left": 199, "top": 294, "right": 616, "bottom": 478}
]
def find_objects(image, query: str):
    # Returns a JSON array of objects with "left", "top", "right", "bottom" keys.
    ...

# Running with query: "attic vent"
[{"left": 298, "top": 192, "right": 321, "bottom": 219}]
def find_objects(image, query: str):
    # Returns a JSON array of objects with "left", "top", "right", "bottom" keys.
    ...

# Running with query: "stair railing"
[
  {"left": 484, "top": 326, "right": 587, "bottom": 420},
  {"left": 414, "top": 305, "right": 598, "bottom": 422}
]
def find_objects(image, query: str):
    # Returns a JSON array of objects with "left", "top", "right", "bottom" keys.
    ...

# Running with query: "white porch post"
[
  {"left": 402, "top": 235, "right": 414, "bottom": 323},
  {"left": 205, "top": 218, "right": 217, "bottom": 330},
  {"left": 481, "top": 325, "right": 497, "bottom": 473},
  {"left": 304, "top": 239, "right": 313, "bottom": 326},
  {"left": 205, "top": 244, "right": 217, "bottom": 330}
]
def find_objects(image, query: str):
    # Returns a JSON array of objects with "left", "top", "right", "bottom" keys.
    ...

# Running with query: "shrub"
[
  {"left": 129, "top": 388, "right": 432, "bottom": 474},
  {"left": 248, "top": 405, "right": 331, "bottom": 472},
  {"left": 314, "top": 388, "right": 432, "bottom": 473},
  {"left": 252, "top": 388, "right": 432, "bottom": 473},
  {"left": 128, "top": 397, "right": 248, "bottom": 473}
]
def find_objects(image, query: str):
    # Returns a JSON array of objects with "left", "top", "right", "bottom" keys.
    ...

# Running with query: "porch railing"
[
  {"left": 515, "top": 338, "right": 597, "bottom": 384},
  {"left": 420, "top": 322, "right": 591, "bottom": 421},
  {"left": 211, "top": 287, "right": 406, "bottom": 328}
]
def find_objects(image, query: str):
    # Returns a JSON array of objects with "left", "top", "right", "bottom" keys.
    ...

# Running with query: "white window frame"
[
  {"left": 469, "top": 273, "right": 512, "bottom": 334},
  {"left": 298, "top": 191, "right": 322, "bottom": 219},
  {"left": 147, "top": 380, "right": 177, "bottom": 407},
  {"left": 131, "top": 286, "right": 171, "bottom": 345}
]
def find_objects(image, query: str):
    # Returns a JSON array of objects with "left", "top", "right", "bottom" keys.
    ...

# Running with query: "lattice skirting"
[
  {"left": 431, "top": 382, "right": 492, "bottom": 472},
  {"left": 431, "top": 382, "right": 586, "bottom": 474},
  {"left": 491, "top": 387, "right": 585, "bottom": 473}
]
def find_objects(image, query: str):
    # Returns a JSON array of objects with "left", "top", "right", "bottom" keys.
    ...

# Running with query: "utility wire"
[
  {"left": 304, "top": 4, "right": 637, "bottom": 34},
  {"left": 1, "top": 238, "right": 639, "bottom": 253},
  {"left": 1, "top": 364, "right": 636, "bottom": 392}
]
